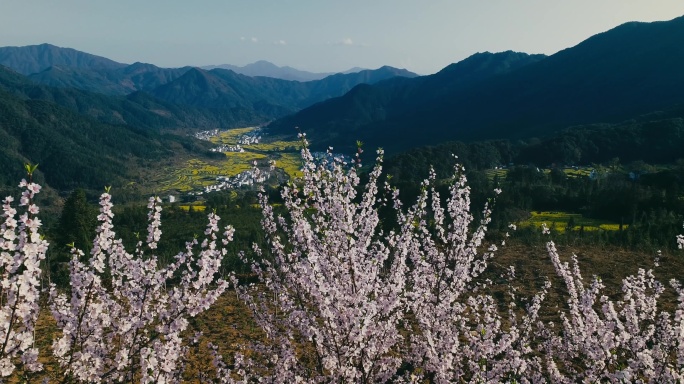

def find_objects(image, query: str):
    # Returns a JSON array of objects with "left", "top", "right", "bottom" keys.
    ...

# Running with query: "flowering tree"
[
  {"left": 229, "top": 144, "right": 549, "bottom": 383},
  {"left": 540, "top": 240, "right": 684, "bottom": 382},
  {"left": 227, "top": 146, "right": 684, "bottom": 383},
  {"left": 404, "top": 166, "right": 548, "bottom": 383},
  {"left": 232, "top": 142, "right": 408, "bottom": 383},
  {"left": 49, "top": 191, "right": 231, "bottom": 383},
  {"left": 2, "top": 152, "right": 684, "bottom": 383},
  {"left": 0, "top": 167, "right": 48, "bottom": 380}
]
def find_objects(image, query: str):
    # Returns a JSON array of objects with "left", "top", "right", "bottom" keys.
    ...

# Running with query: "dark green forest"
[{"left": 384, "top": 115, "right": 684, "bottom": 181}]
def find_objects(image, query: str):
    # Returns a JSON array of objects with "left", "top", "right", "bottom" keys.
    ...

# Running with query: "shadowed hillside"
[{"left": 269, "top": 16, "right": 684, "bottom": 154}]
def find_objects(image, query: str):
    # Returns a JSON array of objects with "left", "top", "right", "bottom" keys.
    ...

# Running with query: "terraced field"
[
  {"left": 485, "top": 166, "right": 594, "bottom": 181},
  {"left": 158, "top": 129, "right": 603, "bottom": 198},
  {"left": 562, "top": 167, "right": 593, "bottom": 178},
  {"left": 271, "top": 152, "right": 305, "bottom": 178},
  {"left": 178, "top": 204, "right": 207, "bottom": 212},
  {"left": 249, "top": 140, "right": 301, "bottom": 153},
  {"left": 484, "top": 168, "right": 508, "bottom": 181}
]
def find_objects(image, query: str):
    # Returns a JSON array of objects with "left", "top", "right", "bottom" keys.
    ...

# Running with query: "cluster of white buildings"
[
  {"left": 194, "top": 127, "right": 265, "bottom": 153},
  {"left": 236, "top": 128, "right": 263, "bottom": 145},
  {"left": 186, "top": 127, "right": 277, "bottom": 195},
  {"left": 310, "top": 152, "right": 354, "bottom": 170},
  {"left": 203, "top": 169, "right": 272, "bottom": 193},
  {"left": 194, "top": 129, "right": 221, "bottom": 141},
  {"left": 210, "top": 144, "right": 246, "bottom": 153}
]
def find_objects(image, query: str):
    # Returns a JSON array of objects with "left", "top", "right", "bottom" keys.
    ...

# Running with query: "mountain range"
[
  {"left": 269, "top": 15, "right": 684, "bottom": 153},
  {"left": 0, "top": 44, "right": 366, "bottom": 82},
  {"left": 0, "top": 44, "right": 417, "bottom": 195},
  {"left": 0, "top": 65, "right": 255, "bottom": 130},
  {"left": 0, "top": 44, "right": 418, "bottom": 125},
  {"left": 201, "top": 60, "right": 363, "bottom": 81},
  {"left": 148, "top": 66, "right": 418, "bottom": 119},
  {"left": 0, "top": 43, "right": 125, "bottom": 75},
  {"left": 26, "top": 62, "right": 192, "bottom": 95},
  {"left": 2, "top": 15, "right": 684, "bottom": 195}
]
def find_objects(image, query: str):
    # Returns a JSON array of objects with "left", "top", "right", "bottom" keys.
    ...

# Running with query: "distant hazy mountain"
[
  {"left": 201, "top": 60, "right": 374, "bottom": 81},
  {"left": 0, "top": 61, "right": 417, "bottom": 132},
  {"left": 0, "top": 43, "right": 126, "bottom": 75},
  {"left": 340, "top": 67, "right": 368, "bottom": 74},
  {"left": 0, "top": 44, "right": 418, "bottom": 123},
  {"left": 269, "top": 15, "right": 684, "bottom": 154},
  {"left": 202, "top": 60, "right": 336, "bottom": 81}
]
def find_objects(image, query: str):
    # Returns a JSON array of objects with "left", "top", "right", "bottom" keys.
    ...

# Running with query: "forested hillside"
[
  {"left": 0, "top": 84, "right": 212, "bottom": 195},
  {"left": 27, "top": 62, "right": 192, "bottom": 95},
  {"left": 270, "top": 16, "right": 684, "bottom": 153},
  {"left": 0, "top": 65, "right": 257, "bottom": 130},
  {"left": 385, "top": 114, "right": 684, "bottom": 182}
]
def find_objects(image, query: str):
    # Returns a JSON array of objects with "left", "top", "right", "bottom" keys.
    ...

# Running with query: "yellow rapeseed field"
[
  {"left": 520, "top": 211, "right": 626, "bottom": 233},
  {"left": 156, "top": 128, "right": 303, "bottom": 193}
]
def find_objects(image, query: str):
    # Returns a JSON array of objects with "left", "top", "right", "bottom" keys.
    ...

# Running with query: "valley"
[
  {"left": 2, "top": 11, "right": 684, "bottom": 382},
  {"left": 151, "top": 126, "right": 302, "bottom": 196},
  {"left": 2, "top": 31, "right": 682, "bottom": 248}
]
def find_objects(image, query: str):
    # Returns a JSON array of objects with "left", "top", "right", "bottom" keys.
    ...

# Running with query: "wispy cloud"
[
  {"left": 240, "top": 36, "right": 259, "bottom": 43},
  {"left": 327, "top": 37, "right": 368, "bottom": 47},
  {"left": 273, "top": 39, "right": 287, "bottom": 45}
]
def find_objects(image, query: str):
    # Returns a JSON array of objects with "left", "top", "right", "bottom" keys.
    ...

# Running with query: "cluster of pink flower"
[
  {"left": 232, "top": 145, "right": 406, "bottom": 382},
  {"left": 2, "top": 181, "right": 231, "bottom": 382},
  {"left": 226, "top": 147, "right": 543, "bottom": 382},
  {"left": 1, "top": 144, "right": 684, "bottom": 382},
  {"left": 0, "top": 179, "right": 47, "bottom": 379},
  {"left": 231, "top": 144, "right": 684, "bottom": 383},
  {"left": 540, "top": 239, "right": 684, "bottom": 382}
]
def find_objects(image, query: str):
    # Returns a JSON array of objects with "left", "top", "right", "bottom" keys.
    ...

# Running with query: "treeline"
[
  {"left": 384, "top": 163, "right": 683, "bottom": 251},
  {"left": 518, "top": 117, "right": 684, "bottom": 166},
  {"left": 384, "top": 116, "right": 684, "bottom": 182}
]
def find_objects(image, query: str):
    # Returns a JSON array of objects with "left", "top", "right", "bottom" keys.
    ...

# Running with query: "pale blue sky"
[{"left": 2, "top": 1, "right": 684, "bottom": 74}]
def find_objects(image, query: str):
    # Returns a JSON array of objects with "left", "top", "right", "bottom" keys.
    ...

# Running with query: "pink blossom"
[
  {"left": 0, "top": 179, "right": 47, "bottom": 378},
  {"left": 48, "top": 188, "right": 231, "bottom": 381}
]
